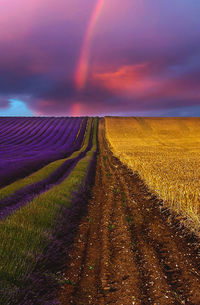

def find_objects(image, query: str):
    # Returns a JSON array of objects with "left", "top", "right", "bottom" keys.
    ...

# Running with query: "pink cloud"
[{"left": 93, "top": 63, "right": 162, "bottom": 97}]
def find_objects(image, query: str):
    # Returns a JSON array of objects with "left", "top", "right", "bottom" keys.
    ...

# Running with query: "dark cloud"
[
  {"left": 0, "top": 0, "right": 200, "bottom": 116},
  {"left": 0, "top": 98, "right": 9, "bottom": 109}
]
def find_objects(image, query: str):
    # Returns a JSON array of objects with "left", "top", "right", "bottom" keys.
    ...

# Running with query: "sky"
[{"left": 0, "top": 0, "right": 200, "bottom": 116}]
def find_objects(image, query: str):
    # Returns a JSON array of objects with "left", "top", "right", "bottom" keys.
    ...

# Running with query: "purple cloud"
[{"left": 0, "top": 0, "right": 200, "bottom": 116}]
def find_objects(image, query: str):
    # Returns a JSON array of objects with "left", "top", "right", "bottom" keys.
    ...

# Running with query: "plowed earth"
[{"left": 58, "top": 119, "right": 200, "bottom": 305}]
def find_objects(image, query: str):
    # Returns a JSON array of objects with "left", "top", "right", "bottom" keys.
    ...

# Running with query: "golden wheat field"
[{"left": 105, "top": 117, "right": 200, "bottom": 230}]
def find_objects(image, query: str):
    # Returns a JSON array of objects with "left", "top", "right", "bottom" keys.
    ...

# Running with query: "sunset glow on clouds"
[
  {"left": 0, "top": 0, "right": 200, "bottom": 116},
  {"left": 93, "top": 64, "right": 158, "bottom": 97}
]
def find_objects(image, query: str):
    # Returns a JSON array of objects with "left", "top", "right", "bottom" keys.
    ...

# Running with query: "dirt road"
[{"left": 58, "top": 119, "right": 200, "bottom": 305}]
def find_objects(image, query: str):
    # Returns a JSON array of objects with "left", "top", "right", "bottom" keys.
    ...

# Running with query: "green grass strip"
[
  {"left": 0, "top": 118, "right": 92, "bottom": 200},
  {"left": 0, "top": 118, "right": 97, "bottom": 303}
]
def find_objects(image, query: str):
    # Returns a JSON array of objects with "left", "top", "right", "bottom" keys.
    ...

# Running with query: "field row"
[
  {"left": 1, "top": 117, "right": 200, "bottom": 304},
  {"left": 0, "top": 117, "right": 87, "bottom": 188},
  {"left": 0, "top": 117, "right": 98, "bottom": 304}
]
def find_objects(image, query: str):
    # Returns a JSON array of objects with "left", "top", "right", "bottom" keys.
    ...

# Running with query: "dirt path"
[{"left": 58, "top": 119, "right": 200, "bottom": 305}]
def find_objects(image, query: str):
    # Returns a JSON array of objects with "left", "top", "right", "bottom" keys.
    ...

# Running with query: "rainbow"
[{"left": 75, "top": 0, "right": 104, "bottom": 91}]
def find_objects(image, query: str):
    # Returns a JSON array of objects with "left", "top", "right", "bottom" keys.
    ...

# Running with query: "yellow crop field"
[{"left": 105, "top": 117, "right": 200, "bottom": 230}]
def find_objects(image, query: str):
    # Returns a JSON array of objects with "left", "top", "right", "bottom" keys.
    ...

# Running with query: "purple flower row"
[
  {"left": 0, "top": 118, "right": 87, "bottom": 189},
  {"left": 12, "top": 149, "right": 98, "bottom": 305},
  {"left": 0, "top": 119, "right": 94, "bottom": 220},
  {"left": 0, "top": 119, "right": 98, "bottom": 304}
]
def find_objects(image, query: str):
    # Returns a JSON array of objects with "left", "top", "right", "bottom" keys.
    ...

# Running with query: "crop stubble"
[{"left": 58, "top": 119, "right": 200, "bottom": 305}]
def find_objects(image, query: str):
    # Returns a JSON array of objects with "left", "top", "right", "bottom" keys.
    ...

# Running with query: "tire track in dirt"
[
  {"left": 116, "top": 163, "right": 200, "bottom": 304},
  {"left": 58, "top": 120, "right": 143, "bottom": 305},
  {"left": 105, "top": 134, "right": 175, "bottom": 305},
  {"left": 58, "top": 118, "right": 200, "bottom": 305}
]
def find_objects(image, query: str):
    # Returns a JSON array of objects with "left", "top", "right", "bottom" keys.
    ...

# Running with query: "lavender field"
[
  {"left": 0, "top": 117, "right": 87, "bottom": 188},
  {"left": 0, "top": 117, "right": 98, "bottom": 304}
]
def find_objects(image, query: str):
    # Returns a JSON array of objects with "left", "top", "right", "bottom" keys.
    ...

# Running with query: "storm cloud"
[{"left": 0, "top": 0, "right": 200, "bottom": 116}]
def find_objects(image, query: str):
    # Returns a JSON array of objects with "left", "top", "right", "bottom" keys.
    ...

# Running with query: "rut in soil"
[{"left": 58, "top": 119, "right": 200, "bottom": 305}]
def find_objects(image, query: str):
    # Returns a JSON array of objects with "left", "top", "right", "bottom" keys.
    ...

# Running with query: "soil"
[{"left": 58, "top": 119, "right": 200, "bottom": 305}]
